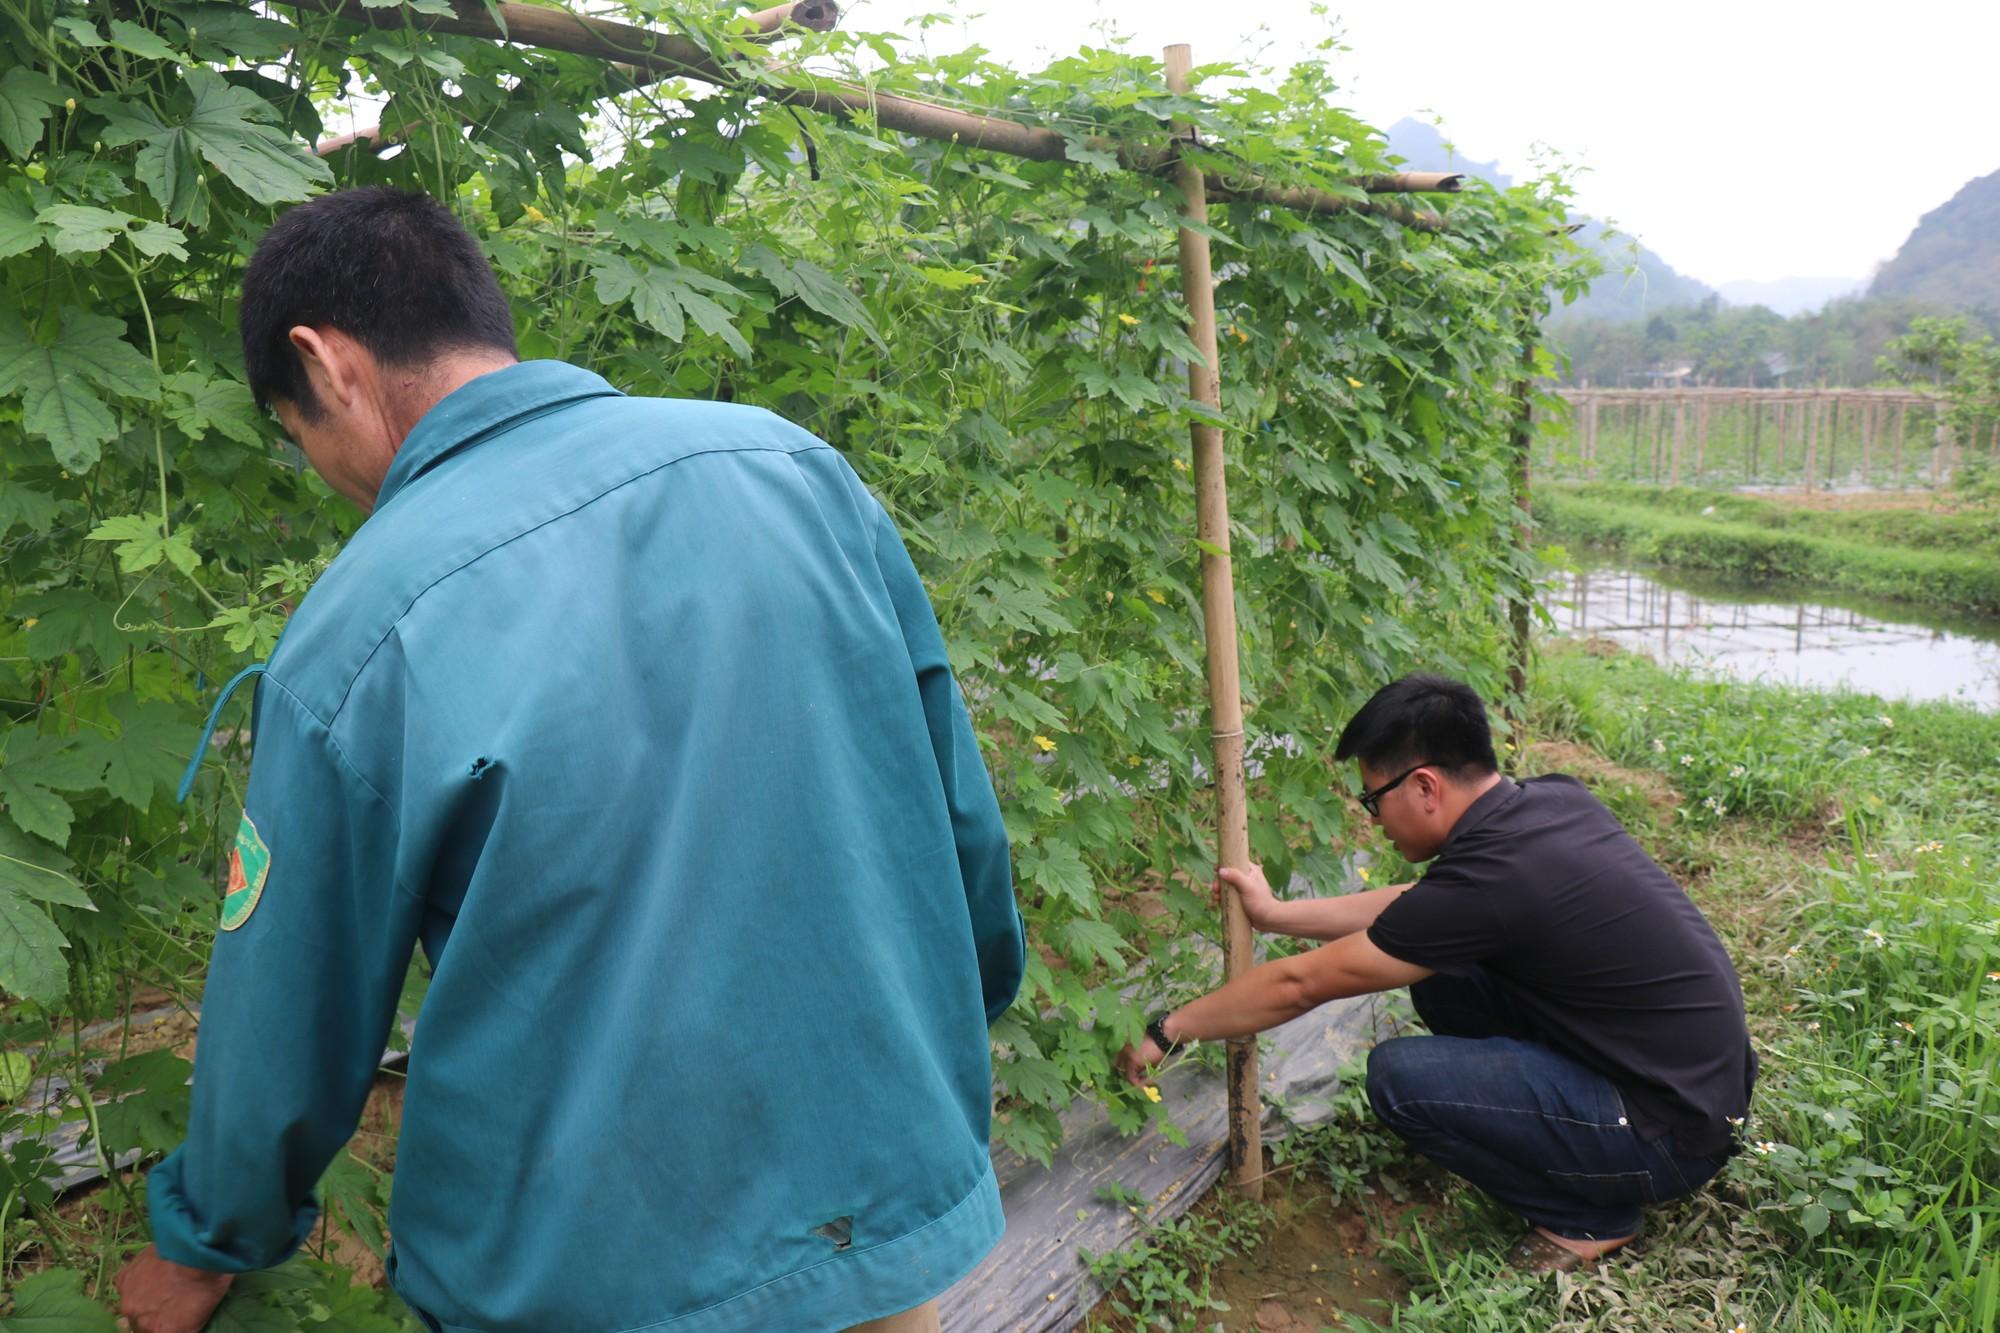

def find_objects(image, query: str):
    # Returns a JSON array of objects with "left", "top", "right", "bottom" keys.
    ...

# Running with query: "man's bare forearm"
[{"left": 1258, "top": 883, "right": 1412, "bottom": 940}]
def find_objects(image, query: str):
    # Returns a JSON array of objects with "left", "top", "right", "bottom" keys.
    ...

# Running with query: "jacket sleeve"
[
  {"left": 147, "top": 677, "right": 422, "bottom": 1271},
  {"left": 870, "top": 502, "right": 1026, "bottom": 1024}
]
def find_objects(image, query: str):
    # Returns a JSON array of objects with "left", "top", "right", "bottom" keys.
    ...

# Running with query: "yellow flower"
[
  {"left": 1172, "top": 457, "right": 1189, "bottom": 472},
  {"left": 1117, "top": 313, "right": 1139, "bottom": 327},
  {"left": 1031, "top": 735, "right": 1056, "bottom": 752},
  {"left": 1357, "top": 867, "right": 1371, "bottom": 883},
  {"left": 1146, "top": 589, "right": 1166, "bottom": 604},
  {"left": 521, "top": 204, "right": 548, "bottom": 224},
  {"left": 1346, "top": 377, "right": 1364, "bottom": 389},
  {"left": 1142, "top": 1085, "right": 1162, "bottom": 1103},
  {"left": 1233, "top": 325, "right": 1249, "bottom": 344},
  {"left": 21, "top": 618, "right": 36, "bottom": 629}
]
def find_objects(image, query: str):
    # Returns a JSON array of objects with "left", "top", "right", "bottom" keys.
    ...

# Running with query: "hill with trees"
[{"left": 1869, "top": 167, "right": 2000, "bottom": 315}]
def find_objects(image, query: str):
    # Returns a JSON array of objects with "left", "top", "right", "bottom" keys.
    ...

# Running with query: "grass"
[{"left": 1535, "top": 484, "right": 2000, "bottom": 614}]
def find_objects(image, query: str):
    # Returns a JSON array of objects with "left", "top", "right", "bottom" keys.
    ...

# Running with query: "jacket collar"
[{"left": 374, "top": 360, "right": 624, "bottom": 511}]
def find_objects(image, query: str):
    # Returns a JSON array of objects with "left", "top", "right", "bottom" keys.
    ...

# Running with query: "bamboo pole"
[
  {"left": 1507, "top": 318, "right": 1537, "bottom": 712},
  {"left": 1164, "top": 42, "right": 1259, "bottom": 1200},
  {"left": 1669, "top": 399, "right": 1685, "bottom": 487},
  {"left": 285, "top": 0, "right": 1455, "bottom": 225},
  {"left": 1895, "top": 402, "right": 1907, "bottom": 488}
]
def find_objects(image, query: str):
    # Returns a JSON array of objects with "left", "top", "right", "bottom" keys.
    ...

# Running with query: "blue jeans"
[{"left": 1365, "top": 969, "right": 1729, "bottom": 1240}]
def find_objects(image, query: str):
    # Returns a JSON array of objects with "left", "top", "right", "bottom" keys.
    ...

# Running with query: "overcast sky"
[{"left": 842, "top": 0, "right": 2000, "bottom": 289}]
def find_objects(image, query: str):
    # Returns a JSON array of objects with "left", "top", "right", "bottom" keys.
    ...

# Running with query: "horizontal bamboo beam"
[{"left": 282, "top": 0, "right": 1451, "bottom": 227}]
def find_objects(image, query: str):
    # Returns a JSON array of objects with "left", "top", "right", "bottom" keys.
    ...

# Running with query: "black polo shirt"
[{"left": 1368, "top": 775, "right": 1756, "bottom": 1156}]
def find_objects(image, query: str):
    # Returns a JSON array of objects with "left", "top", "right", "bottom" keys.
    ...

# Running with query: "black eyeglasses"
[{"left": 1357, "top": 763, "right": 1427, "bottom": 817}]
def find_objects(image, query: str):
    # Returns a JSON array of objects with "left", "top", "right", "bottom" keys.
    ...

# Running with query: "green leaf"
[
  {"left": 1059, "top": 917, "right": 1126, "bottom": 971},
  {"left": 0, "top": 767, "right": 73, "bottom": 846},
  {"left": 1800, "top": 1202, "right": 1830, "bottom": 1238},
  {"left": 36, "top": 205, "right": 130, "bottom": 255},
  {"left": 105, "top": 19, "right": 186, "bottom": 62},
  {"left": 164, "top": 370, "right": 264, "bottom": 446},
  {"left": 16, "top": 588, "right": 144, "bottom": 666},
  {"left": 173, "top": 5, "right": 300, "bottom": 63},
  {"left": 0, "top": 481, "right": 60, "bottom": 536},
  {"left": 100, "top": 697, "right": 193, "bottom": 811},
  {"left": 90, "top": 69, "right": 330, "bottom": 225},
  {"left": 0, "top": 1050, "right": 30, "bottom": 1103},
  {"left": 0, "top": 819, "right": 84, "bottom": 909},
  {"left": 591, "top": 253, "right": 750, "bottom": 356},
  {"left": 91, "top": 1050, "right": 193, "bottom": 1154},
  {"left": 741, "top": 245, "right": 882, "bottom": 344},
  {"left": 0, "top": 186, "right": 42, "bottom": 258},
  {"left": 1061, "top": 138, "right": 1121, "bottom": 173},
  {"left": 53, "top": 17, "right": 107, "bottom": 48},
  {"left": 0, "top": 307, "right": 160, "bottom": 470},
  {"left": 128, "top": 220, "right": 189, "bottom": 260},
  {"left": 915, "top": 265, "right": 987, "bottom": 291},
  {"left": 998, "top": 1055, "right": 1068, "bottom": 1108},
  {"left": 0, "top": 68, "right": 63, "bottom": 160},
  {"left": 87, "top": 514, "right": 202, "bottom": 576},
  {"left": 204, "top": 1292, "right": 300, "bottom": 1333},
  {"left": 0, "top": 1268, "right": 117, "bottom": 1331},
  {"left": 0, "top": 886, "right": 71, "bottom": 1007},
  {"left": 1017, "top": 840, "right": 1095, "bottom": 911}
]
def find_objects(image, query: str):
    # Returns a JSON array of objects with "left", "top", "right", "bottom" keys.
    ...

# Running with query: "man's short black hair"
[
  {"left": 1333, "top": 673, "right": 1499, "bottom": 779},
  {"left": 241, "top": 187, "right": 518, "bottom": 416}
]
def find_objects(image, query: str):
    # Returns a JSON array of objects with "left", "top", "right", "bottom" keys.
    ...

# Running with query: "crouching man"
[{"left": 1120, "top": 674, "right": 1755, "bottom": 1271}]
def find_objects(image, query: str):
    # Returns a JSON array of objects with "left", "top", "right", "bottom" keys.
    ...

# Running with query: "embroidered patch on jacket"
[{"left": 220, "top": 813, "right": 271, "bottom": 931}]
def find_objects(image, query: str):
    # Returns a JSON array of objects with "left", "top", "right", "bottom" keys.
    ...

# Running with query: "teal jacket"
[{"left": 149, "top": 361, "right": 1026, "bottom": 1331}]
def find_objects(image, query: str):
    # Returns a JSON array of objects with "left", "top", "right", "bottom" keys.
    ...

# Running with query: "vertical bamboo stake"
[
  {"left": 1508, "top": 317, "right": 1537, "bottom": 711},
  {"left": 1164, "top": 42, "right": 1260, "bottom": 1199},
  {"left": 1695, "top": 398, "right": 1709, "bottom": 481},
  {"left": 1670, "top": 400, "right": 1685, "bottom": 486},
  {"left": 1861, "top": 400, "right": 1874, "bottom": 486},
  {"left": 1895, "top": 402, "right": 1907, "bottom": 489},
  {"left": 1803, "top": 394, "right": 1820, "bottom": 495}
]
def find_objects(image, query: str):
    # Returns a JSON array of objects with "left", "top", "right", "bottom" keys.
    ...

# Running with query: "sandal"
[{"left": 1504, "top": 1228, "right": 1638, "bottom": 1273}]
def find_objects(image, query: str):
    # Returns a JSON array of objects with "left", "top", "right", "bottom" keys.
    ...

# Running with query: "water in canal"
[{"left": 1540, "top": 563, "right": 2000, "bottom": 711}]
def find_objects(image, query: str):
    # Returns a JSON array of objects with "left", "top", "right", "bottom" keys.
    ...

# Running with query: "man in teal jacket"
[{"left": 116, "top": 188, "right": 1025, "bottom": 1333}]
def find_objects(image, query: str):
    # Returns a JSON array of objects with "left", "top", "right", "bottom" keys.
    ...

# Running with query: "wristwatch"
[{"left": 1145, "top": 1011, "right": 1188, "bottom": 1056}]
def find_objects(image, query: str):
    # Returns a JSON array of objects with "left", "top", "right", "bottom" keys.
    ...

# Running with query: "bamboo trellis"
[
  {"left": 1555, "top": 387, "right": 1951, "bottom": 491},
  {"left": 277, "top": 0, "right": 1498, "bottom": 1199}
]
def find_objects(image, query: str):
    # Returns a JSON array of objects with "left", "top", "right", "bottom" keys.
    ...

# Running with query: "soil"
[
  {"left": 1522, "top": 738, "right": 1682, "bottom": 820},
  {"left": 1205, "top": 1179, "right": 1422, "bottom": 1332},
  {"left": 1086, "top": 1164, "right": 1435, "bottom": 1333}
]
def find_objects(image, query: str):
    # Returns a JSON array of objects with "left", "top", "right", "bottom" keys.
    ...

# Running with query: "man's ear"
[{"left": 287, "top": 326, "right": 364, "bottom": 412}]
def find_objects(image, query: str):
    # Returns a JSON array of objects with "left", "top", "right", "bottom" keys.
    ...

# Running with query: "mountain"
[
  {"left": 1378, "top": 117, "right": 1715, "bottom": 323},
  {"left": 1869, "top": 167, "right": 2000, "bottom": 314},
  {"left": 1715, "top": 276, "right": 1864, "bottom": 316},
  {"left": 1378, "top": 117, "right": 1513, "bottom": 190}
]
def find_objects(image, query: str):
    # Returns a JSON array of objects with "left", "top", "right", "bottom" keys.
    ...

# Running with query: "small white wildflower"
[
  {"left": 1806, "top": 1021, "right": 1821, "bottom": 1031},
  {"left": 1857, "top": 746, "right": 1872, "bottom": 757},
  {"left": 1864, "top": 928, "right": 1886, "bottom": 947},
  {"left": 1726, "top": 1115, "right": 1745, "bottom": 1127},
  {"left": 1878, "top": 715, "right": 1894, "bottom": 728},
  {"left": 1752, "top": 1140, "right": 1777, "bottom": 1155},
  {"left": 1652, "top": 738, "right": 1666, "bottom": 754},
  {"left": 1729, "top": 764, "right": 1746, "bottom": 778}
]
